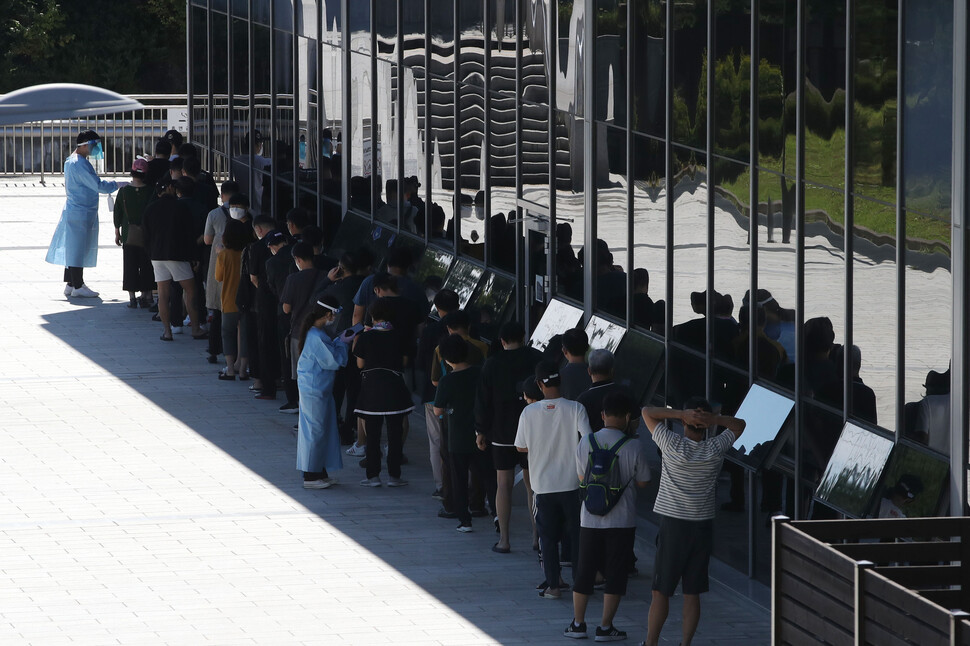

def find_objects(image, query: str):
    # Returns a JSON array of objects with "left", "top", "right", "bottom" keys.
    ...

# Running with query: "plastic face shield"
[{"left": 87, "top": 141, "right": 104, "bottom": 160}]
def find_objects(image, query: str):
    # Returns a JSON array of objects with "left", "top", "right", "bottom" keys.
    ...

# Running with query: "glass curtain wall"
[{"left": 189, "top": 0, "right": 962, "bottom": 582}]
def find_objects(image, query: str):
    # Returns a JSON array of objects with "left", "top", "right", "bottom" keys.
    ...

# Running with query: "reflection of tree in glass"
[
  {"left": 816, "top": 424, "right": 893, "bottom": 517},
  {"left": 876, "top": 445, "right": 947, "bottom": 518},
  {"left": 472, "top": 272, "right": 514, "bottom": 323},
  {"left": 414, "top": 248, "right": 453, "bottom": 285},
  {"left": 442, "top": 259, "right": 483, "bottom": 309}
]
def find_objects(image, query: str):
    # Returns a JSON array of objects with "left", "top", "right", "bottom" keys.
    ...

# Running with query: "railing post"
[
  {"left": 854, "top": 560, "right": 875, "bottom": 646},
  {"left": 951, "top": 610, "right": 970, "bottom": 646},
  {"left": 771, "top": 515, "right": 790, "bottom": 646}
]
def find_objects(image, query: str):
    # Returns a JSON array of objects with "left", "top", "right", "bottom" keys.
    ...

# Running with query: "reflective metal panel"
[
  {"left": 553, "top": 0, "right": 578, "bottom": 113},
  {"left": 757, "top": 0, "right": 795, "bottom": 179},
  {"left": 815, "top": 422, "right": 895, "bottom": 517},
  {"left": 672, "top": 0, "right": 706, "bottom": 148},
  {"left": 594, "top": 0, "right": 625, "bottom": 128},
  {"left": 375, "top": 0, "right": 397, "bottom": 62},
  {"left": 321, "top": 0, "right": 342, "bottom": 44},
  {"left": 803, "top": 0, "right": 845, "bottom": 189},
  {"left": 595, "top": 124, "right": 628, "bottom": 321},
  {"left": 852, "top": 196, "right": 896, "bottom": 430},
  {"left": 349, "top": 51, "right": 374, "bottom": 217},
  {"left": 349, "top": 0, "right": 372, "bottom": 54},
  {"left": 458, "top": 0, "right": 485, "bottom": 88},
  {"left": 713, "top": 1, "right": 750, "bottom": 163},
  {"left": 630, "top": 0, "right": 665, "bottom": 137},
  {"left": 851, "top": 0, "right": 896, "bottom": 206},
  {"left": 553, "top": 109, "right": 582, "bottom": 299},
  {"left": 457, "top": 82, "right": 486, "bottom": 258},
  {"left": 631, "top": 134, "right": 665, "bottom": 335},
  {"left": 375, "top": 58, "right": 401, "bottom": 228}
]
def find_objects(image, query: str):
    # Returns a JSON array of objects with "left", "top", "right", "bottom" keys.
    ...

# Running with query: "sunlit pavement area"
[{"left": 0, "top": 179, "right": 768, "bottom": 644}]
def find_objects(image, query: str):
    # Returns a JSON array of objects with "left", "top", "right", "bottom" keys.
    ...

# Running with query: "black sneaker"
[
  {"left": 279, "top": 402, "right": 299, "bottom": 414},
  {"left": 564, "top": 621, "right": 588, "bottom": 639},
  {"left": 594, "top": 625, "right": 626, "bottom": 642},
  {"left": 437, "top": 508, "right": 458, "bottom": 519}
]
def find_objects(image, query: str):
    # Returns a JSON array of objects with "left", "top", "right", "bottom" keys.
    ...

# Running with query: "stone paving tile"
[{"left": 0, "top": 182, "right": 769, "bottom": 644}]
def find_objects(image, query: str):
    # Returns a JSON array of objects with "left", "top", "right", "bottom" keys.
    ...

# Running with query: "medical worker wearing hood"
[
  {"left": 46, "top": 130, "right": 124, "bottom": 298},
  {"left": 295, "top": 296, "right": 350, "bottom": 489}
]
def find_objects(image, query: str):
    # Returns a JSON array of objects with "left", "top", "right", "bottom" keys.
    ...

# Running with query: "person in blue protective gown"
[
  {"left": 295, "top": 295, "right": 351, "bottom": 489},
  {"left": 46, "top": 130, "right": 124, "bottom": 298}
]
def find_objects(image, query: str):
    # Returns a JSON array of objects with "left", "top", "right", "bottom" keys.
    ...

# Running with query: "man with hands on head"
[{"left": 638, "top": 400, "right": 745, "bottom": 646}]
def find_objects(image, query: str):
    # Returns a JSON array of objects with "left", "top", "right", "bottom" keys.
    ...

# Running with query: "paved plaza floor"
[{"left": 0, "top": 180, "right": 769, "bottom": 644}]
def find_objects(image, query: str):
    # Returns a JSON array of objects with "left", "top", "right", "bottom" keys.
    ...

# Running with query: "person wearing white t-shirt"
[
  {"left": 565, "top": 392, "right": 651, "bottom": 642},
  {"left": 515, "top": 360, "right": 591, "bottom": 600},
  {"left": 640, "top": 398, "right": 745, "bottom": 646}
]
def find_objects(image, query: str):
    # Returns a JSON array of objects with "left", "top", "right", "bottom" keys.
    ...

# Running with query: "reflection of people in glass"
[
  {"left": 905, "top": 367, "right": 950, "bottom": 455},
  {"left": 743, "top": 289, "right": 796, "bottom": 363},
  {"left": 556, "top": 223, "right": 582, "bottom": 296},
  {"left": 672, "top": 290, "right": 738, "bottom": 358},
  {"left": 877, "top": 474, "right": 924, "bottom": 519},
  {"left": 732, "top": 304, "right": 788, "bottom": 379},
  {"left": 831, "top": 345, "right": 877, "bottom": 425},
  {"left": 632, "top": 268, "right": 657, "bottom": 331}
]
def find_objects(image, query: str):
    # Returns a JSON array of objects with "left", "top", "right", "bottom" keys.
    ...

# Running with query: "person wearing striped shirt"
[{"left": 639, "top": 399, "right": 745, "bottom": 646}]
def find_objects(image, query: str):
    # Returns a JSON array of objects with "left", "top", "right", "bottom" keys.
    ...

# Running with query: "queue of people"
[{"left": 46, "top": 128, "right": 753, "bottom": 644}]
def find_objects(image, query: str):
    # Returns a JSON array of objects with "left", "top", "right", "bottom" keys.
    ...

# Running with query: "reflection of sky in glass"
[
  {"left": 585, "top": 316, "right": 626, "bottom": 354},
  {"left": 732, "top": 385, "right": 794, "bottom": 455},
  {"left": 443, "top": 259, "right": 484, "bottom": 309},
  {"left": 472, "top": 271, "right": 514, "bottom": 322},
  {"left": 815, "top": 423, "right": 894, "bottom": 517},
  {"left": 529, "top": 299, "right": 584, "bottom": 352}
]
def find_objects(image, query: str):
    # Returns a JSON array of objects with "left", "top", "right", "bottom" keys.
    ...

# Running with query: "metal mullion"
[
  {"left": 950, "top": 0, "right": 969, "bottom": 515},
  {"left": 582, "top": 0, "right": 595, "bottom": 322},
  {"left": 208, "top": 0, "right": 215, "bottom": 168},
  {"left": 705, "top": 0, "right": 715, "bottom": 401},
  {"left": 316, "top": 0, "right": 325, "bottom": 227},
  {"left": 514, "top": 0, "right": 523, "bottom": 321},
  {"left": 292, "top": 0, "right": 299, "bottom": 211},
  {"left": 371, "top": 0, "right": 379, "bottom": 222},
  {"left": 894, "top": 0, "right": 905, "bottom": 441},
  {"left": 748, "top": 0, "right": 759, "bottom": 388},
  {"left": 270, "top": 3, "right": 278, "bottom": 221},
  {"left": 483, "top": 0, "right": 492, "bottom": 266},
  {"left": 397, "top": 0, "right": 405, "bottom": 231},
  {"left": 423, "top": 0, "right": 432, "bottom": 240},
  {"left": 452, "top": 0, "right": 460, "bottom": 248},
  {"left": 664, "top": 0, "right": 674, "bottom": 389},
  {"left": 793, "top": 0, "right": 806, "bottom": 520},
  {"left": 187, "top": 3, "right": 195, "bottom": 145},
  {"left": 547, "top": 0, "right": 557, "bottom": 297},
  {"left": 227, "top": 6, "right": 235, "bottom": 167},
  {"left": 248, "top": 0, "right": 255, "bottom": 209},
  {"left": 624, "top": 0, "right": 633, "bottom": 328},
  {"left": 341, "top": 0, "right": 351, "bottom": 216},
  {"left": 844, "top": 0, "right": 855, "bottom": 424}
]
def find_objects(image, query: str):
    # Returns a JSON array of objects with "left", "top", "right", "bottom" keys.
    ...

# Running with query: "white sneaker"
[
  {"left": 183, "top": 316, "right": 191, "bottom": 326},
  {"left": 171, "top": 326, "right": 184, "bottom": 335},
  {"left": 303, "top": 478, "right": 335, "bottom": 489},
  {"left": 71, "top": 284, "right": 99, "bottom": 298},
  {"left": 359, "top": 477, "right": 382, "bottom": 487},
  {"left": 387, "top": 477, "right": 409, "bottom": 488},
  {"left": 345, "top": 443, "right": 366, "bottom": 457},
  {"left": 63, "top": 284, "right": 74, "bottom": 297}
]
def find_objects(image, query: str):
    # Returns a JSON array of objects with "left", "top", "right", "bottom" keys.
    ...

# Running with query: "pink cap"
[{"left": 132, "top": 158, "right": 149, "bottom": 174}]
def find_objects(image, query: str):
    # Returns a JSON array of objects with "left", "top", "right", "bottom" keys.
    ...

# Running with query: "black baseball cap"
[
  {"left": 534, "top": 360, "right": 560, "bottom": 385},
  {"left": 164, "top": 129, "right": 184, "bottom": 147},
  {"left": 517, "top": 377, "right": 543, "bottom": 402},
  {"left": 265, "top": 231, "right": 287, "bottom": 246}
]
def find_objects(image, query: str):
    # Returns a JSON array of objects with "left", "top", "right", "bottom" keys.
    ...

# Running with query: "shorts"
[
  {"left": 652, "top": 516, "right": 713, "bottom": 596},
  {"left": 492, "top": 444, "right": 528, "bottom": 471},
  {"left": 572, "top": 526, "right": 636, "bottom": 596},
  {"left": 151, "top": 260, "right": 194, "bottom": 282}
]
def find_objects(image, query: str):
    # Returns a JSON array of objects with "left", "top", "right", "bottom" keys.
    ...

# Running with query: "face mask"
[
  {"left": 89, "top": 141, "right": 104, "bottom": 160},
  {"left": 229, "top": 207, "right": 246, "bottom": 220}
]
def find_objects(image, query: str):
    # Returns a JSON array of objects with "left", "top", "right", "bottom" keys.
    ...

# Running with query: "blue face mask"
[{"left": 89, "top": 141, "right": 104, "bottom": 160}]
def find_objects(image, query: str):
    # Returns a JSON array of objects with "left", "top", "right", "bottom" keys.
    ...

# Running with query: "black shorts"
[
  {"left": 652, "top": 516, "right": 713, "bottom": 596},
  {"left": 492, "top": 444, "right": 528, "bottom": 471},
  {"left": 572, "top": 527, "right": 636, "bottom": 596}
]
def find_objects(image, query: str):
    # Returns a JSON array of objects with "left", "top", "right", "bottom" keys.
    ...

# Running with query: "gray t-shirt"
[
  {"left": 203, "top": 206, "right": 229, "bottom": 309},
  {"left": 575, "top": 428, "right": 651, "bottom": 529},
  {"left": 652, "top": 421, "right": 735, "bottom": 521}
]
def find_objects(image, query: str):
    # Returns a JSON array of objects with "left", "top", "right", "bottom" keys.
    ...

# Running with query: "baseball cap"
[
  {"left": 163, "top": 129, "right": 184, "bottom": 147},
  {"left": 517, "top": 377, "right": 543, "bottom": 402},
  {"left": 131, "top": 158, "right": 149, "bottom": 174},
  {"left": 534, "top": 360, "right": 560, "bottom": 385},
  {"left": 265, "top": 231, "right": 287, "bottom": 247}
]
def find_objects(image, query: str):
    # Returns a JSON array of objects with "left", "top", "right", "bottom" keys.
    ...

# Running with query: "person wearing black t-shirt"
[
  {"left": 353, "top": 298, "right": 414, "bottom": 487},
  {"left": 577, "top": 349, "right": 641, "bottom": 434},
  {"left": 280, "top": 242, "right": 328, "bottom": 408}
]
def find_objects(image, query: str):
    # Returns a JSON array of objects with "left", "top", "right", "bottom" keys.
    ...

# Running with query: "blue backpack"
[{"left": 581, "top": 434, "right": 632, "bottom": 516}]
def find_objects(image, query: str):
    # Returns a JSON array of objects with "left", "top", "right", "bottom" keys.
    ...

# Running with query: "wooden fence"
[{"left": 772, "top": 516, "right": 970, "bottom": 645}]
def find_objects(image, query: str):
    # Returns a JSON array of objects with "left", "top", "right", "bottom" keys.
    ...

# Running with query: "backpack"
[{"left": 581, "top": 433, "right": 632, "bottom": 516}]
